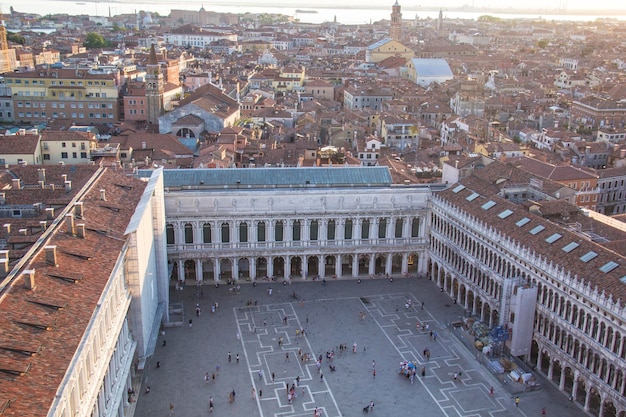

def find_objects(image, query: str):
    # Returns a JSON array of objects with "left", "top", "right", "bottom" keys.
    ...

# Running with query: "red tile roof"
[{"left": 0, "top": 166, "right": 146, "bottom": 416}]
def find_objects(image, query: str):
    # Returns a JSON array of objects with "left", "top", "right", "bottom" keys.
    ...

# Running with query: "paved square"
[{"left": 133, "top": 278, "right": 589, "bottom": 417}]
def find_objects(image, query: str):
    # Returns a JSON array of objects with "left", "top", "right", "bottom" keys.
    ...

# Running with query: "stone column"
[
  {"left": 303, "top": 219, "right": 310, "bottom": 243},
  {"left": 250, "top": 257, "right": 257, "bottom": 280},
  {"left": 196, "top": 222, "right": 203, "bottom": 245},
  {"left": 547, "top": 359, "right": 554, "bottom": 381},
  {"left": 196, "top": 260, "right": 203, "bottom": 282},
  {"left": 583, "top": 388, "right": 591, "bottom": 411},
  {"left": 267, "top": 256, "right": 274, "bottom": 278},
  {"left": 385, "top": 253, "right": 392, "bottom": 276},
  {"left": 337, "top": 219, "right": 345, "bottom": 242},
  {"left": 177, "top": 222, "right": 185, "bottom": 247},
  {"left": 386, "top": 217, "right": 393, "bottom": 240},
  {"left": 268, "top": 220, "right": 275, "bottom": 245},
  {"left": 403, "top": 217, "right": 410, "bottom": 239},
  {"left": 318, "top": 256, "right": 325, "bottom": 279},
  {"left": 401, "top": 253, "right": 409, "bottom": 275},
  {"left": 335, "top": 254, "right": 342, "bottom": 278},
  {"left": 214, "top": 260, "right": 220, "bottom": 282},
  {"left": 320, "top": 219, "right": 328, "bottom": 243},
  {"left": 233, "top": 258, "right": 239, "bottom": 281},
  {"left": 286, "top": 219, "right": 294, "bottom": 243},
  {"left": 178, "top": 261, "right": 185, "bottom": 283},
  {"left": 352, "top": 255, "right": 359, "bottom": 278},
  {"left": 355, "top": 218, "right": 362, "bottom": 244},
  {"left": 572, "top": 371, "right": 579, "bottom": 402},
  {"left": 368, "top": 255, "right": 375, "bottom": 276},
  {"left": 251, "top": 221, "right": 258, "bottom": 245}
]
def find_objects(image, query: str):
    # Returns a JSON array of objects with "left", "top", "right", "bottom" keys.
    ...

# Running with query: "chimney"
[
  {"left": 3, "top": 223, "right": 10, "bottom": 234},
  {"left": 62, "top": 174, "right": 67, "bottom": 182},
  {"left": 38, "top": 168, "right": 46, "bottom": 183},
  {"left": 100, "top": 189, "right": 106, "bottom": 201},
  {"left": 65, "top": 181, "right": 72, "bottom": 193},
  {"left": 77, "top": 223, "right": 86, "bottom": 238},
  {"left": 141, "top": 141, "right": 147, "bottom": 149},
  {"left": 65, "top": 213, "right": 75, "bottom": 235},
  {"left": 19, "top": 228, "right": 27, "bottom": 236},
  {"left": 39, "top": 221, "right": 47, "bottom": 231},
  {"left": 74, "top": 202, "right": 83, "bottom": 218},
  {"left": 45, "top": 245, "right": 57, "bottom": 266},
  {"left": 22, "top": 269, "right": 35, "bottom": 290},
  {"left": 45, "top": 207, "right": 55, "bottom": 220},
  {"left": 0, "top": 193, "right": 5, "bottom": 205},
  {"left": 0, "top": 252, "right": 9, "bottom": 278},
  {"left": 38, "top": 180, "right": 45, "bottom": 188},
  {"left": 12, "top": 179, "right": 21, "bottom": 189}
]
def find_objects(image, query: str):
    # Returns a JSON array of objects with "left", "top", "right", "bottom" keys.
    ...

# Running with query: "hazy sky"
[{"left": 416, "top": 0, "right": 622, "bottom": 9}]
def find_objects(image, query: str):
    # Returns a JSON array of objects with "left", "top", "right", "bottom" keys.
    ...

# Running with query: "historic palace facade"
[
  {"left": 430, "top": 173, "right": 626, "bottom": 417},
  {"left": 160, "top": 167, "right": 436, "bottom": 284}
]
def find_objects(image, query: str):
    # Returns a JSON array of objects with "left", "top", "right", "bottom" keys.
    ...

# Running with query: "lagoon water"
[{"left": 5, "top": 0, "right": 625, "bottom": 24}]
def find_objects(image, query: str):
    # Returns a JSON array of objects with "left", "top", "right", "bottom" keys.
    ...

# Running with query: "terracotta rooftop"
[
  {"left": 437, "top": 172, "right": 626, "bottom": 308},
  {"left": 0, "top": 166, "right": 147, "bottom": 416}
]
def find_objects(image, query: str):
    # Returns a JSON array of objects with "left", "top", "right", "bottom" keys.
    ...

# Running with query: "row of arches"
[
  {"left": 172, "top": 252, "right": 422, "bottom": 282},
  {"left": 166, "top": 216, "right": 422, "bottom": 245},
  {"left": 429, "top": 203, "right": 626, "bottom": 417},
  {"left": 531, "top": 342, "right": 626, "bottom": 417}
]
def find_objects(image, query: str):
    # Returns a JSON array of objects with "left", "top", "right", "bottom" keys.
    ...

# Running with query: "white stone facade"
[{"left": 164, "top": 185, "right": 431, "bottom": 284}]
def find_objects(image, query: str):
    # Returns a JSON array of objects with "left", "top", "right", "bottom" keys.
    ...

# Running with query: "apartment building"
[{"left": 2, "top": 68, "right": 119, "bottom": 124}]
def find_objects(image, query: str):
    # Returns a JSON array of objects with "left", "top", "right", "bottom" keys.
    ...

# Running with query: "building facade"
[
  {"left": 1, "top": 68, "right": 119, "bottom": 124},
  {"left": 0, "top": 166, "right": 168, "bottom": 417},
  {"left": 430, "top": 180, "right": 626, "bottom": 417},
  {"left": 157, "top": 167, "right": 433, "bottom": 285}
]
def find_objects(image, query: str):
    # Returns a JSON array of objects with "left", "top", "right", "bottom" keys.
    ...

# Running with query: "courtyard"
[{"left": 133, "top": 277, "right": 588, "bottom": 417}]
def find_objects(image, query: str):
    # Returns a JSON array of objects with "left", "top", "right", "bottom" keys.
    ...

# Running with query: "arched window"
[
  {"left": 166, "top": 224, "right": 175, "bottom": 244},
  {"left": 361, "top": 219, "right": 370, "bottom": 239},
  {"left": 378, "top": 218, "right": 386, "bottom": 238},
  {"left": 184, "top": 223, "right": 193, "bottom": 244},
  {"left": 257, "top": 222, "right": 266, "bottom": 242},
  {"left": 411, "top": 217, "right": 420, "bottom": 237},
  {"left": 203, "top": 223, "right": 211, "bottom": 243},
  {"left": 328, "top": 220, "right": 336, "bottom": 240},
  {"left": 345, "top": 219, "right": 353, "bottom": 240},
  {"left": 310, "top": 220, "right": 318, "bottom": 241},
  {"left": 239, "top": 222, "right": 248, "bottom": 243},
  {"left": 293, "top": 220, "right": 301, "bottom": 241},
  {"left": 395, "top": 218, "right": 403, "bottom": 238},
  {"left": 221, "top": 222, "right": 230, "bottom": 243},
  {"left": 275, "top": 221, "right": 284, "bottom": 242}
]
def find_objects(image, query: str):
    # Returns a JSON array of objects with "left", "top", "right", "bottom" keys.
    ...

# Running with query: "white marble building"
[{"left": 157, "top": 167, "right": 436, "bottom": 285}]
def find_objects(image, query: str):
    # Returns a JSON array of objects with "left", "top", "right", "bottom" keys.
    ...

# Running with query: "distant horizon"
[
  {"left": 4, "top": 0, "right": 625, "bottom": 24},
  {"left": 43, "top": 0, "right": 626, "bottom": 13}
]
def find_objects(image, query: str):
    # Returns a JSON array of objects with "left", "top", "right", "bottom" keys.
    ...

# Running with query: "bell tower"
[
  {"left": 389, "top": 1, "right": 402, "bottom": 41},
  {"left": 146, "top": 44, "right": 164, "bottom": 126}
]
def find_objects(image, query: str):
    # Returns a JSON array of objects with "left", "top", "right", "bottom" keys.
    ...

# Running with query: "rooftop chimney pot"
[
  {"left": 45, "top": 245, "right": 57, "bottom": 266},
  {"left": 65, "top": 213, "right": 75, "bottom": 235},
  {"left": 22, "top": 269, "right": 35, "bottom": 290}
]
